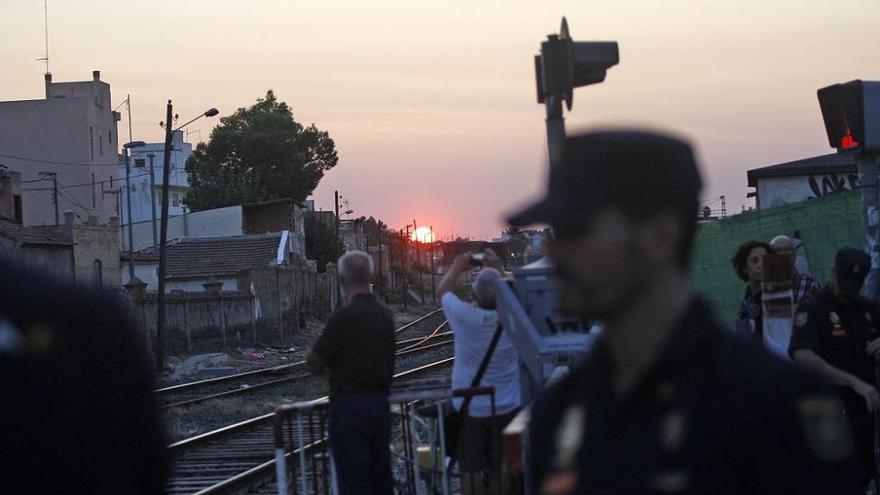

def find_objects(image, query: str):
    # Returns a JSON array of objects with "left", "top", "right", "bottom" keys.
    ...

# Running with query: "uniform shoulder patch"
[
  {"left": 795, "top": 312, "right": 808, "bottom": 327},
  {"left": 796, "top": 396, "right": 853, "bottom": 463}
]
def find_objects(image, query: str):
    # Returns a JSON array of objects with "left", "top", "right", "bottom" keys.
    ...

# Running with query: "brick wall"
[{"left": 690, "top": 191, "right": 863, "bottom": 322}]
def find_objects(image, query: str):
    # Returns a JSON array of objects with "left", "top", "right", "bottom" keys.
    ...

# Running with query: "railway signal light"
[
  {"left": 817, "top": 80, "right": 880, "bottom": 153},
  {"left": 535, "top": 18, "right": 619, "bottom": 111}
]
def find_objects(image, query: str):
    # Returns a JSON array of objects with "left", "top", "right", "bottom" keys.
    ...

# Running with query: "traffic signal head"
[
  {"left": 536, "top": 18, "right": 619, "bottom": 110},
  {"left": 817, "top": 80, "right": 880, "bottom": 153}
]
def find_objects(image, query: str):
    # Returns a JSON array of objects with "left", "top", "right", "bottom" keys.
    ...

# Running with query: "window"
[
  {"left": 99, "top": 133, "right": 103, "bottom": 155},
  {"left": 134, "top": 158, "right": 146, "bottom": 168},
  {"left": 93, "top": 259, "right": 103, "bottom": 288},
  {"left": 109, "top": 131, "right": 112, "bottom": 143},
  {"left": 89, "top": 126, "right": 94, "bottom": 161},
  {"left": 172, "top": 193, "right": 180, "bottom": 207}
]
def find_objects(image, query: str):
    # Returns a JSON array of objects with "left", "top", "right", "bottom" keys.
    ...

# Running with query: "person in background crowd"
[
  {"left": 770, "top": 234, "right": 821, "bottom": 305},
  {"left": 307, "top": 251, "right": 396, "bottom": 495},
  {"left": 509, "top": 129, "right": 859, "bottom": 495},
  {"left": 0, "top": 258, "right": 167, "bottom": 494},
  {"left": 436, "top": 249, "right": 521, "bottom": 495},
  {"left": 731, "top": 240, "right": 771, "bottom": 338},
  {"left": 790, "top": 247, "right": 880, "bottom": 493}
]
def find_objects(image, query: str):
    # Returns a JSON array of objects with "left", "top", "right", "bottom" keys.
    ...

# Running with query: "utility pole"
[
  {"left": 39, "top": 171, "right": 58, "bottom": 224},
  {"left": 334, "top": 190, "right": 341, "bottom": 303},
  {"left": 401, "top": 226, "right": 412, "bottom": 311},
  {"left": 156, "top": 100, "right": 173, "bottom": 372},
  {"left": 124, "top": 147, "right": 135, "bottom": 278},
  {"left": 430, "top": 225, "right": 436, "bottom": 304},
  {"left": 377, "top": 228, "right": 386, "bottom": 302},
  {"left": 413, "top": 219, "right": 424, "bottom": 305},
  {"left": 148, "top": 153, "right": 158, "bottom": 252}
]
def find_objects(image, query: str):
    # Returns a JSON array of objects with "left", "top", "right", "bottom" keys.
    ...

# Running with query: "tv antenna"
[{"left": 36, "top": 0, "right": 50, "bottom": 74}]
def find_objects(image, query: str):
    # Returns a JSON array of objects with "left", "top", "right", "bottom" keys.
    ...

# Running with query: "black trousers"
[
  {"left": 844, "top": 400, "right": 875, "bottom": 491},
  {"left": 328, "top": 394, "right": 393, "bottom": 495}
]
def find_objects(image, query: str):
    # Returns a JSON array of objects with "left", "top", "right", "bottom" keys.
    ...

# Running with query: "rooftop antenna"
[{"left": 36, "top": 0, "right": 49, "bottom": 74}]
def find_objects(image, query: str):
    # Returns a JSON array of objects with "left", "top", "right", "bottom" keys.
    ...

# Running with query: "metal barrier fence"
[{"left": 272, "top": 380, "right": 497, "bottom": 494}]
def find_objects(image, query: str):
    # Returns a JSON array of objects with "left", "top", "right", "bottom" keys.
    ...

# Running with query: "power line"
[
  {"left": 0, "top": 152, "right": 122, "bottom": 168},
  {"left": 57, "top": 188, "right": 96, "bottom": 214},
  {"left": 20, "top": 171, "right": 153, "bottom": 192}
]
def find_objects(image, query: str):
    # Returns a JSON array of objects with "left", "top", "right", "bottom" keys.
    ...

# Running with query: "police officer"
[
  {"left": 507, "top": 130, "right": 859, "bottom": 494},
  {"left": 0, "top": 258, "right": 167, "bottom": 493},
  {"left": 790, "top": 247, "right": 880, "bottom": 492}
]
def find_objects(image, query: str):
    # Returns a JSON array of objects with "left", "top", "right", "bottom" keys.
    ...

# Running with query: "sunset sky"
[{"left": 2, "top": 0, "right": 879, "bottom": 240}]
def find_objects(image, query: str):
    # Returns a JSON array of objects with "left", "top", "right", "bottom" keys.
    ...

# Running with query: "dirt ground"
[{"left": 160, "top": 303, "right": 439, "bottom": 383}]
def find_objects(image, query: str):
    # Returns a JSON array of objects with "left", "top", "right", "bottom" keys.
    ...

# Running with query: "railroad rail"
[
  {"left": 165, "top": 357, "right": 455, "bottom": 495},
  {"left": 157, "top": 310, "right": 448, "bottom": 409}
]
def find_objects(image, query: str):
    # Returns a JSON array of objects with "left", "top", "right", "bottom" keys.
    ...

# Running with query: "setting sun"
[{"left": 412, "top": 226, "right": 435, "bottom": 243}]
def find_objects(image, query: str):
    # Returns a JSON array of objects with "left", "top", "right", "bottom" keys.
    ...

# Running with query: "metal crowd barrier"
[{"left": 272, "top": 379, "right": 497, "bottom": 495}]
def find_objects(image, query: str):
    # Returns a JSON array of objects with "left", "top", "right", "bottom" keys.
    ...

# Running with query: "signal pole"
[{"left": 858, "top": 154, "right": 880, "bottom": 299}]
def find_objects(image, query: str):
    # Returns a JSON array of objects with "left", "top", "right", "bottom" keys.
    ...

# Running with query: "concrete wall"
[
  {"left": 125, "top": 286, "right": 259, "bottom": 355},
  {"left": 124, "top": 263, "right": 337, "bottom": 354},
  {"left": 690, "top": 191, "right": 863, "bottom": 322},
  {"left": 126, "top": 205, "right": 242, "bottom": 252},
  {"left": 756, "top": 173, "right": 860, "bottom": 210},
  {"left": 0, "top": 72, "right": 119, "bottom": 226}
]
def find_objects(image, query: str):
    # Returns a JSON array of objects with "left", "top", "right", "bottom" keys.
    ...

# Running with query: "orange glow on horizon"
[{"left": 412, "top": 226, "right": 435, "bottom": 243}]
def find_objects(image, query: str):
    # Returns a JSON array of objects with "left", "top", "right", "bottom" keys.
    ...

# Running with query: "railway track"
[
  {"left": 157, "top": 310, "right": 448, "bottom": 410},
  {"left": 165, "top": 357, "right": 455, "bottom": 495}
]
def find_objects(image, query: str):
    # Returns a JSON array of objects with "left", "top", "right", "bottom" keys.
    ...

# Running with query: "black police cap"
[{"left": 507, "top": 129, "right": 702, "bottom": 228}]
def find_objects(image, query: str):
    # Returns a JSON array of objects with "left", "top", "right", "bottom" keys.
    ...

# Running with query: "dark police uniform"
[
  {"left": 0, "top": 259, "right": 167, "bottom": 494},
  {"left": 527, "top": 297, "right": 859, "bottom": 495},
  {"left": 790, "top": 285, "right": 880, "bottom": 488}
]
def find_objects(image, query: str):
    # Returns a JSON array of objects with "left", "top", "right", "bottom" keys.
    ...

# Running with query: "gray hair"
[
  {"left": 338, "top": 250, "right": 374, "bottom": 285},
  {"left": 769, "top": 235, "right": 794, "bottom": 253},
  {"left": 473, "top": 268, "right": 502, "bottom": 308}
]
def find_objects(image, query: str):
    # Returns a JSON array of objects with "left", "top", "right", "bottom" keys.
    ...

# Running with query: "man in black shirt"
[
  {"left": 790, "top": 247, "right": 880, "bottom": 491},
  {"left": 0, "top": 258, "right": 167, "bottom": 494},
  {"left": 508, "top": 130, "right": 859, "bottom": 494},
  {"left": 307, "top": 250, "right": 396, "bottom": 495}
]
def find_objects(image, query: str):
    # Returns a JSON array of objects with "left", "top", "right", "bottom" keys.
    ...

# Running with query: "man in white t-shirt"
[{"left": 436, "top": 249, "right": 521, "bottom": 494}]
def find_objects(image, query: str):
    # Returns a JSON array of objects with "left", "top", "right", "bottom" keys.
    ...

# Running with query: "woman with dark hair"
[{"left": 731, "top": 240, "right": 771, "bottom": 337}]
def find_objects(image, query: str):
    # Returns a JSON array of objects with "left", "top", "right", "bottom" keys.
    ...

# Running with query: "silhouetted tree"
[{"left": 185, "top": 90, "right": 338, "bottom": 211}]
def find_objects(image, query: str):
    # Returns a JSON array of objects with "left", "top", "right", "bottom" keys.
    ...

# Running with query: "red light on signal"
[{"left": 841, "top": 124, "right": 859, "bottom": 150}]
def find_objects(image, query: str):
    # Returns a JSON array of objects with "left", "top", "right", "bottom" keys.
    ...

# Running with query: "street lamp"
[
  {"left": 123, "top": 140, "right": 145, "bottom": 280},
  {"left": 155, "top": 102, "right": 218, "bottom": 371}
]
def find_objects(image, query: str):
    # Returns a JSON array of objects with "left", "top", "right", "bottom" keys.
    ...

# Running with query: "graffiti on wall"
[{"left": 808, "top": 173, "right": 859, "bottom": 199}]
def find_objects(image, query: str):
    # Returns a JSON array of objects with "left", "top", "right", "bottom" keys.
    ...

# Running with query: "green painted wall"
[{"left": 690, "top": 191, "right": 864, "bottom": 322}]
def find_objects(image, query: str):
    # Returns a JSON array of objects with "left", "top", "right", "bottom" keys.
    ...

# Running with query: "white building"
[
  {"left": 0, "top": 71, "right": 120, "bottom": 226},
  {"left": 746, "top": 151, "right": 859, "bottom": 210},
  {"left": 116, "top": 130, "right": 193, "bottom": 250}
]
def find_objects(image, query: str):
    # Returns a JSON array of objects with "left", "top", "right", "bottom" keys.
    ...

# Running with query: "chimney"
[
  {"left": 44, "top": 72, "right": 52, "bottom": 98},
  {"left": 92, "top": 70, "right": 101, "bottom": 82}
]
